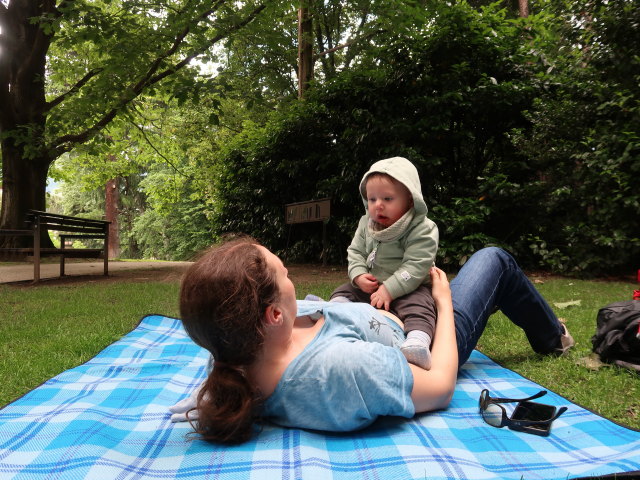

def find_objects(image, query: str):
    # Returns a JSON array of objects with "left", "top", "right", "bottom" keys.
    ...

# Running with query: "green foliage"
[
  {"left": 511, "top": 0, "right": 640, "bottom": 274},
  {"left": 43, "top": 0, "right": 268, "bottom": 149},
  {"left": 209, "top": 1, "right": 536, "bottom": 267},
  {"left": 51, "top": 96, "right": 220, "bottom": 260},
  {"left": 431, "top": 197, "right": 498, "bottom": 267},
  {"left": 42, "top": 0, "right": 640, "bottom": 274},
  {"left": 132, "top": 200, "right": 213, "bottom": 261}
]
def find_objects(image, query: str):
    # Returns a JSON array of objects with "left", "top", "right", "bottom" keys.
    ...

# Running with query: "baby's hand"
[
  {"left": 355, "top": 273, "right": 379, "bottom": 293},
  {"left": 370, "top": 284, "right": 392, "bottom": 311}
]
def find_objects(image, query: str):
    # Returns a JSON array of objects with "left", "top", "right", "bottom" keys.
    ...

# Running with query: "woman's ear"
[{"left": 264, "top": 305, "right": 284, "bottom": 327}]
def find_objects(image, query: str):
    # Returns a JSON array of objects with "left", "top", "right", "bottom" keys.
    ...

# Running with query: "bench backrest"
[{"left": 26, "top": 210, "right": 109, "bottom": 235}]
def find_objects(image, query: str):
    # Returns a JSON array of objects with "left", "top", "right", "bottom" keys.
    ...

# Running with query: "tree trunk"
[
  {"left": 298, "top": 0, "right": 314, "bottom": 98},
  {"left": 0, "top": 0, "right": 55, "bottom": 248},
  {"left": 105, "top": 177, "right": 120, "bottom": 259},
  {"left": 0, "top": 139, "right": 52, "bottom": 248},
  {"left": 518, "top": 0, "right": 529, "bottom": 18}
]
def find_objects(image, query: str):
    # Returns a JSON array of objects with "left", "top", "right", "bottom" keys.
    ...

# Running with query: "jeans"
[{"left": 451, "top": 247, "right": 563, "bottom": 366}]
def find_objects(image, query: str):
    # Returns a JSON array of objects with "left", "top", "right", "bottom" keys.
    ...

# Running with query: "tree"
[
  {"left": 297, "top": 0, "right": 313, "bottom": 98},
  {"left": 518, "top": 0, "right": 529, "bottom": 17},
  {"left": 218, "top": 0, "right": 409, "bottom": 108},
  {"left": 50, "top": 91, "right": 224, "bottom": 259},
  {"left": 0, "top": 0, "right": 267, "bottom": 246}
]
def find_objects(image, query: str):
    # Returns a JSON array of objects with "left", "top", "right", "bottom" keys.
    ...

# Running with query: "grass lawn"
[
  {"left": 1, "top": 267, "right": 639, "bottom": 431},
  {"left": 0, "top": 280, "right": 181, "bottom": 405}
]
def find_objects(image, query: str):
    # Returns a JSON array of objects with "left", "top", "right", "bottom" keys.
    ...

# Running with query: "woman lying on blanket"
[{"left": 177, "top": 237, "right": 574, "bottom": 444}]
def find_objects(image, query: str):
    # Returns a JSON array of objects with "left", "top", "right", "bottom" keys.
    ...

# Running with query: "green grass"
[
  {"left": 0, "top": 281, "right": 180, "bottom": 406},
  {"left": 1, "top": 272, "right": 639, "bottom": 431}
]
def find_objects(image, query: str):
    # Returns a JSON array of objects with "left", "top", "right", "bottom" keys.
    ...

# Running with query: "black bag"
[{"left": 591, "top": 300, "right": 640, "bottom": 371}]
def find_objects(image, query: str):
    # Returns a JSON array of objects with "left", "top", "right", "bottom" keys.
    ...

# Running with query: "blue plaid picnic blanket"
[{"left": 2, "top": 314, "right": 640, "bottom": 480}]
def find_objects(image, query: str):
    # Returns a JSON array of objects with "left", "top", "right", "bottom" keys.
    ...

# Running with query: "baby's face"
[{"left": 365, "top": 175, "right": 413, "bottom": 228}]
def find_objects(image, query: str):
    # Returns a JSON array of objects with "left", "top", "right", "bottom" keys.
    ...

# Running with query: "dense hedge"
[
  {"left": 209, "top": 1, "right": 639, "bottom": 275},
  {"left": 511, "top": 0, "right": 640, "bottom": 274}
]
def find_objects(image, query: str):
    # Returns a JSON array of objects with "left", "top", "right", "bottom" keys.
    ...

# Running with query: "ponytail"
[{"left": 191, "top": 363, "right": 262, "bottom": 444}]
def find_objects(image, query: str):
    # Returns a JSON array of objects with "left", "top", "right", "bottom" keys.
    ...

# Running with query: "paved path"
[{"left": 0, "top": 260, "right": 192, "bottom": 284}]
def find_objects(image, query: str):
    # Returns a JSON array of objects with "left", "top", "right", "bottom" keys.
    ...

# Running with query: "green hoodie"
[{"left": 347, "top": 157, "right": 439, "bottom": 299}]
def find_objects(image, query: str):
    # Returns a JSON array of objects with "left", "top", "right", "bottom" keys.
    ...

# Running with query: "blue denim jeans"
[{"left": 451, "top": 247, "right": 563, "bottom": 366}]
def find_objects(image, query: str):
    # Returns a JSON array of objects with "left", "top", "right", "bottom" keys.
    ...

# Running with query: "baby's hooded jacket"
[{"left": 347, "top": 157, "right": 439, "bottom": 300}]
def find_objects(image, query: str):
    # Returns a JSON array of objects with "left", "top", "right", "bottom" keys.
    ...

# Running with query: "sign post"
[{"left": 285, "top": 198, "right": 331, "bottom": 265}]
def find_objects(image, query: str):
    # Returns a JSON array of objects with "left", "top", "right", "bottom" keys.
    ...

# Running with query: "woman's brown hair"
[{"left": 179, "top": 237, "right": 280, "bottom": 444}]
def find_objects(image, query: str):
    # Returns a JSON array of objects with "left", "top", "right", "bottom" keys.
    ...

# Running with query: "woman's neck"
[{"left": 248, "top": 315, "right": 325, "bottom": 399}]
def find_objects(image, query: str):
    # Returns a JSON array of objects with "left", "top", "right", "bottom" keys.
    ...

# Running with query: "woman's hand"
[{"left": 429, "top": 266, "right": 451, "bottom": 307}]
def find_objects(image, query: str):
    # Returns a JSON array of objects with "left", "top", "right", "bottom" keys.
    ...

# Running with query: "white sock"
[
  {"left": 330, "top": 296, "right": 351, "bottom": 303},
  {"left": 401, "top": 331, "right": 432, "bottom": 370}
]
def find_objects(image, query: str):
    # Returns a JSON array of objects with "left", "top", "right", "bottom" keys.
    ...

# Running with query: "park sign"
[
  {"left": 285, "top": 198, "right": 330, "bottom": 224},
  {"left": 284, "top": 198, "right": 331, "bottom": 265}
]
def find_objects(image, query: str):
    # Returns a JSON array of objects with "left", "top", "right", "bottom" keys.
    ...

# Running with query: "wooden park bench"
[{"left": 0, "top": 210, "right": 110, "bottom": 282}]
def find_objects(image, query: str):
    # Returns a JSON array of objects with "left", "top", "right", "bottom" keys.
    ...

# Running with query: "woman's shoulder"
[
  {"left": 296, "top": 300, "right": 374, "bottom": 319},
  {"left": 297, "top": 300, "right": 405, "bottom": 349},
  {"left": 303, "top": 301, "right": 395, "bottom": 334}
]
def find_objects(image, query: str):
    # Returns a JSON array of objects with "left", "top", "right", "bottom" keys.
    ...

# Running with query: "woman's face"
[{"left": 258, "top": 246, "right": 297, "bottom": 322}]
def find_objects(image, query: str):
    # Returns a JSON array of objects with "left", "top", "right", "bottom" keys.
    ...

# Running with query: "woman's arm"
[{"left": 409, "top": 266, "right": 458, "bottom": 412}]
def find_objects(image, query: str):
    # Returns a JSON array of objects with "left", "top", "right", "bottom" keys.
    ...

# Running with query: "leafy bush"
[
  {"left": 511, "top": 0, "right": 640, "bottom": 274},
  {"left": 210, "top": 1, "right": 535, "bottom": 268},
  {"left": 132, "top": 198, "right": 214, "bottom": 261}
]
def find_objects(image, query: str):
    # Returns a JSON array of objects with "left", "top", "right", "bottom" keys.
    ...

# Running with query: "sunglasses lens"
[{"left": 481, "top": 403, "right": 503, "bottom": 427}]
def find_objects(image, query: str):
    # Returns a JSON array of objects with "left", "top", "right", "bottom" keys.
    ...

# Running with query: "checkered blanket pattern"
[{"left": 1, "top": 314, "right": 640, "bottom": 480}]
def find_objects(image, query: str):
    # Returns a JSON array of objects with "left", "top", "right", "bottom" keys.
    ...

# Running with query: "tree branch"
[
  {"left": 147, "top": 2, "right": 267, "bottom": 85},
  {"left": 314, "top": 40, "right": 351, "bottom": 59},
  {"left": 344, "top": 11, "right": 372, "bottom": 68},
  {"left": 49, "top": 2, "right": 267, "bottom": 158},
  {"left": 130, "top": 120, "right": 189, "bottom": 177},
  {"left": 45, "top": 68, "right": 104, "bottom": 110},
  {"left": 314, "top": 28, "right": 384, "bottom": 60},
  {"left": 131, "top": 0, "right": 228, "bottom": 94}
]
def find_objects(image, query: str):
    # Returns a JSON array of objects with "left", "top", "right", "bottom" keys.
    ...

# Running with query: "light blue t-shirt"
[{"left": 262, "top": 301, "right": 415, "bottom": 432}]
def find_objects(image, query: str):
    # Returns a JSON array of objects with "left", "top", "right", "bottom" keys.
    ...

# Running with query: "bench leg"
[
  {"left": 34, "top": 255, "right": 40, "bottom": 283},
  {"left": 60, "top": 255, "right": 65, "bottom": 277},
  {"left": 33, "top": 227, "right": 40, "bottom": 283}
]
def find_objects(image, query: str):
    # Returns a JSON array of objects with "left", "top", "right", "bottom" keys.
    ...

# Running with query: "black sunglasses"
[{"left": 479, "top": 389, "right": 567, "bottom": 430}]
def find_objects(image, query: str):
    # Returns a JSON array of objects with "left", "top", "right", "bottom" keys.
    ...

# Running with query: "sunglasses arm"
[{"left": 489, "top": 390, "right": 548, "bottom": 404}]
